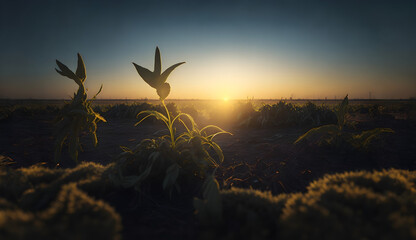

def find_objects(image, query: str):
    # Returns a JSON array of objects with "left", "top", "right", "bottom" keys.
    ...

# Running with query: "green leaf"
[
  {"left": 55, "top": 59, "right": 81, "bottom": 85},
  {"left": 194, "top": 174, "right": 223, "bottom": 224},
  {"left": 136, "top": 110, "right": 169, "bottom": 124},
  {"left": 132, "top": 62, "right": 157, "bottom": 88},
  {"left": 121, "top": 161, "right": 154, "bottom": 188},
  {"left": 94, "top": 113, "right": 106, "bottom": 122},
  {"left": 209, "top": 141, "right": 224, "bottom": 164},
  {"left": 119, "top": 146, "right": 133, "bottom": 153},
  {"left": 336, "top": 94, "right": 349, "bottom": 128},
  {"left": 154, "top": 47, "right": 161, "bottom": 75},
  {"left": 354, "top": 128, "right": 394, "bottom": 147},
  {"left": 162, "top": 163, "right": 180, "bottom": 190},
  {"left": 91, "top": 84, "right": 103, "bottom": 101},
  {"left": 75, "top": 53, "right": 86, "bottom": 81},
  {"left": 91, "top": 132, "right": 98, "bottom": 147},
  {"left": 172, "top": 113, "right": 197, "bottom": 131},
  {"left": 160, "top": 62, "right": 185, "bottom": 84},
  {"left": 295, "top": 124, "right": 340, "bottom": 144}
]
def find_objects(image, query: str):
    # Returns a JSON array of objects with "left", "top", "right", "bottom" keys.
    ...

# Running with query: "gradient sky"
[{"left": 1, "top": 0, "right": 416, "bottom": 99}]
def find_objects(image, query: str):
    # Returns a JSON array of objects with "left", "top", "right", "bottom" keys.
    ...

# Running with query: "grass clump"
[
  {"left": 0, "top": 163, "right": 121, "bottom": 240},
  {"left": 0, "top": 184, "right": 121, "bottom": 240},
  {"left": 54, "top": 53, "right": 106, "bottom": 165},
  {"left": 280, "top": 169, "right": 416, "bottom": 240},
  {"left": 198, "top": 169, "right": 416, "bottom": 240},
  {"left": 19, "top": 162, "right": 113, "bottom": 211},
  {"left": 295, "top": 95, "right": 395, "bottom": 151}
]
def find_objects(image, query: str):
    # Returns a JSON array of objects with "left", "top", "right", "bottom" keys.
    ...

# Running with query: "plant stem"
[{"left": 162, "top": 100, "right": 175, "bottom": 148}]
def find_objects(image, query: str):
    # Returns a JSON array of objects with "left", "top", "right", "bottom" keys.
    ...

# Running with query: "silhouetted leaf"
[
  {"left": 132, "top": 62, "right": 157, "bottom": 88},
  {"left": 154, "top": 47, "right": 161, "bottom": 75},
  {"left": 160, "top": 62, "right": 185, "bottom": 85},
  {"left": 75, "top": 53, "right": 86, "bottom": 81},
  {"left": 55, "top": 60, "right": 81, "bottom": 85},
  {"left": 133, "top": 47, "right": 185, "bottom": 100},
  {"left": 163, "top": 163, "right": 180, "bottom": 190},
  {"left": 294, "top": 124, "right": 340, "bottom": 144}
]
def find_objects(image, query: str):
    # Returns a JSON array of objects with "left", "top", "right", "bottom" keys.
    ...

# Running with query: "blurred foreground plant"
[
  {"left": 54, "top": 54, "right": 106, "bottom": 165},
  {"left": 198, "top": 169, "right": 416, "bottom": 240}
]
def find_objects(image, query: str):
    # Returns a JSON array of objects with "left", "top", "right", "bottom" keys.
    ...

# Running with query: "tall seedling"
[
  {"left": 54, "top": 54, "right": 106, "bottom": 165},
  {"left": 129, "top": 47, "right": 230, "bottom": 221}
]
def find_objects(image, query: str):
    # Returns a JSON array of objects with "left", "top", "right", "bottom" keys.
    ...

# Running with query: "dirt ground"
[
  {"left": 1, "top": 112, "right": 415, "bottom": 193},
  {"left": 1, "top": 112, "right": 415, "bottom": 239}
]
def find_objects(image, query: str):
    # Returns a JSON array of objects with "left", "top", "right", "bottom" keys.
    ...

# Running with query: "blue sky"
[{"left": 1, "top": 0, "right": 416, "bottom": 99}]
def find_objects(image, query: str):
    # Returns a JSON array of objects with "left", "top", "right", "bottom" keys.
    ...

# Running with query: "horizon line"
[{"left": 1, "top": 98, "right": 415, "bottom": 101}]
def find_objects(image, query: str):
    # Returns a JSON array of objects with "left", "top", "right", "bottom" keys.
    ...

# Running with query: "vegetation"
[
  {"left": 2, "top": 163, "right": 413, "bottom": 240},
  {"left": 295, "top": 95, "right": 395, "bottom": 151},
  {"left": 54, "top": 54, "right": 106, "bottom": 165},
  {"left": 108, "top": 47, "right": 231, "bottom": 222},
  {"left": 0, "top": 162, "right": 121, "bottom": 240},
  {"left": 235, "top": 100, "right": 337, "bottom": 128},
  {"left": 1, "top": 47, "right": 414, "bottom": 239},
  {"left": 199, "top": 169, "right": 416, "bottom": 240},
  {"left": 94, "top": 102, "right": 179, "bottom": 119}
]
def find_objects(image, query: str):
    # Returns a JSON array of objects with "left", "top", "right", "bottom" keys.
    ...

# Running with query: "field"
[{"left": 1, "top": 98, "right": 415, "bottom": 239}]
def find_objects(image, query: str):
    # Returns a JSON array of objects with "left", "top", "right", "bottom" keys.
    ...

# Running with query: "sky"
[{"left": 1, "top": 0, "right": 416, "bottom": 100}]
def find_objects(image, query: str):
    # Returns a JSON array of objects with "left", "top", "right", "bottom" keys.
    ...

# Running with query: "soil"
[{"left": 1, "top": 112, "right": 415, "bottom": 239}]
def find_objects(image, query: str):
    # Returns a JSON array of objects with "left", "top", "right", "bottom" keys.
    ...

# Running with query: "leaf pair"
[
  {"left": 55, "top": 53, "right": 86, "bottom": 86},
  {"left": 133, "top": 47, "right": 185, "bottom": 100}
]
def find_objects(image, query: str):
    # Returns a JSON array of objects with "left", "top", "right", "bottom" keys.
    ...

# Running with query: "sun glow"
[{"left": 223, "top": 97, "right": 229, "bottom": 102}]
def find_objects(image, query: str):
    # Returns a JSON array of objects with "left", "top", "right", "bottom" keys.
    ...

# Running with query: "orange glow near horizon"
[{"left": 2, "top": 50, "right": 416, "bottom": 100}]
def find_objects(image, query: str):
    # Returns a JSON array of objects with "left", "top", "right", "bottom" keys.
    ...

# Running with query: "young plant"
[
  {"left": 132, "top": 47, "right": 230, "bottom": 170},
  {"left": 54, "top": 53, "right": 106, "bottom": 165},
  {"left": 113, "top": 47, "right": 229, "bottom": 221}
]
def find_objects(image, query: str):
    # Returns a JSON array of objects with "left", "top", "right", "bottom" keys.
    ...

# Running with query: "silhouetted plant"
[
  {"left": 54, "top": 54, "right": 106, "bottom": 165},
  {"left": 111, "top": 47, "right": 229, "bottom": 221}
]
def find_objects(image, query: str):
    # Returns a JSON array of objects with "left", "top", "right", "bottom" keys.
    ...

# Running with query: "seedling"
[
  {"left": 114, "top": 47, "right": 230, "bottom": 221},
  {"left": 132, "top": 47, "right": 230, "bottom": 161},
  {"left": 54, "top": 53, "right": 106, "bottom": 165}
]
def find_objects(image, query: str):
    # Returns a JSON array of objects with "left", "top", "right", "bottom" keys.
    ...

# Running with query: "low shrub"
[{"left": 235, "top": 100, "right": 336, "bottom": 128}]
